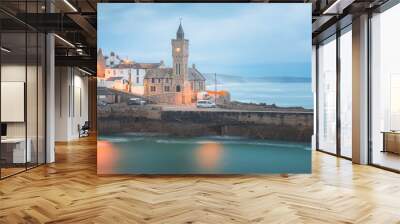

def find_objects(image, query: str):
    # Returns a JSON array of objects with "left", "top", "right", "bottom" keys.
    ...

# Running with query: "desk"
[
  {"left": 382, "top": 131, "right": 400, "bottom": 154},
  {"left": 1, "top": 138, "right": 31, "bottom": 163}
]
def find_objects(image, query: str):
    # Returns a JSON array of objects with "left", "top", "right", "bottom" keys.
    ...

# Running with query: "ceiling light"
[
  {"left": 1, "top": 47, "right": 11, "bottom": 53},
  {"left": 78, "top": 68, "right": 93, "bottom": 76},
  {"left": 63, "top": 0, "right": 78, "bottom": 12},
  {"left": 323, "top": 0, "right": 355, "bottom": 15},
  {"left": 54, "top": 34, "right": 75, "bottom": 48}
]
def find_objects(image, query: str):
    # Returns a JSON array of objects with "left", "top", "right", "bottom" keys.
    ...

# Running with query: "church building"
[{"left": 144, "top": 22, "right": 206, "bottom": 105}]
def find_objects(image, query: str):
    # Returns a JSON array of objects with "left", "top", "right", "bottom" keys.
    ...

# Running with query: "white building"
[{"left": 100, "top": 60, "right": 165, "bottom": 95}]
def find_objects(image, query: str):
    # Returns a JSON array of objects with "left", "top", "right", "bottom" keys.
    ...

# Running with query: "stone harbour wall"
[{"left": 98, "top": 105, "right": 313, "bottom": 142}]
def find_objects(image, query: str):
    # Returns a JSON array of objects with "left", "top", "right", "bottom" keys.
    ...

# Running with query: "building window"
[
  {"left": 370, "top": 5, "right": 400, "bottom": 171},
  {"left": 158, "top": 78, "right": 161, "bottom": 83},
  {"left": 151, "top": 78, "right": 155, "bottom": 83},
  {"left": 150, "top": 86, "right": 156, "bottom": 92},
  {"left": 165, "top": 86, "right": 170, "bottom": 92},
  {"left": 317, "top": 35, "right": 337, "bottom": 155},
  {"left": 339, "top": 28, "right": 352, "bottom": 158},
  {"left": 136, "top": 77, "right": 139, "bottom": 83},
  {"left": 176, "top": 85, "right": 181, "bottom": 92}
]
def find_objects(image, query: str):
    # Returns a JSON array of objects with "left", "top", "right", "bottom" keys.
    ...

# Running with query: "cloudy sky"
[{"left": 98, "top": 3, "right": 311, "bottom": 78}]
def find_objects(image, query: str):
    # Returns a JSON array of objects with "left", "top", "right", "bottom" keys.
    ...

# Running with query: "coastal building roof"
[
  {"left": 97, "top": 87, "right": 115, "bottom": 96},
  {"left": 188, "top": 68, "right": 205, "bottom": 81},
  {"left": 106, "top": 76, "right": 124, "bottom": 81},
  {"left": 144, "top": 67, "right": 206, "bottom": 81},
  {"left": 144, "top": 68, "right": 174, "bottom": 79},
  {"left": 110, "top": 62, "right": 164, "bottom": 70},
  {"left": 136, "top": 62, "right": 164, "bottom": 69}
]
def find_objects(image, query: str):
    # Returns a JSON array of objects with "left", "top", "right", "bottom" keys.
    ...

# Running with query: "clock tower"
[{"left": 172, "top": 20, "right": 189, "bottom": 83}]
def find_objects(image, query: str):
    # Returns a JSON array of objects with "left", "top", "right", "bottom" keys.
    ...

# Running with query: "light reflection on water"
[
  {"left": 196, "top": 141, "right": 223, "bottom": 170},
  {"left": 97, "top": 134, "right": 311, "bottom": 174},
  {"left": 97, "top": 140, "right": 119, "bottom": 174}
]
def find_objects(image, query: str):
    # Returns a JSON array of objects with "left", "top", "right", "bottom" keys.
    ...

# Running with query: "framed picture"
[{"left": 97, "top": 3, "right": 312, "bottom": 174}]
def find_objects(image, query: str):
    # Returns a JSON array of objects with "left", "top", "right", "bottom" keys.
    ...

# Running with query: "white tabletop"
[{"left": 1, "top": 138, "right": 27, "bottom": 143}]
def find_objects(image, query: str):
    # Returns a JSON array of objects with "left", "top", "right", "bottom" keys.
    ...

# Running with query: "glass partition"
[
  {"left": 370, "top": 3, "right": 400, "bottom": 171},
  {"left": 317, "top": 35, "right": 337, "bottom": 154},
  {"left": 0, "top": 1, "right": 46, "bottom": 179},
  {"left": 1, "top": 31, "right": 28, "bottom": 177},
  {"left": 339, "top": 28, "right": 352, "bottom": 158}
]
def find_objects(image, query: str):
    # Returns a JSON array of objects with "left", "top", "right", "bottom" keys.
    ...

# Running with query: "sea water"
[
  {"left": 208, "top": 81, "right": 313, "bottom": 109},
  {"left": 97, "top": 133, "right": 311, "bottom": 174}
]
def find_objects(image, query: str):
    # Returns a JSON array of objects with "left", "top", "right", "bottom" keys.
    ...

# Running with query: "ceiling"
[{"left": 0, "top": 0, "right": 391, "bottom": 74}]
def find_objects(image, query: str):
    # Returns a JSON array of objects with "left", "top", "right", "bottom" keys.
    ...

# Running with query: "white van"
[{"left": 196, "top": 100, "right": 216, "bottom": 108}]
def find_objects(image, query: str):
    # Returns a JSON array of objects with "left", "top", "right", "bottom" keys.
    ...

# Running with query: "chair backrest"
[{"left": 82, "top": 121, "right": 90, "bottom": 129}]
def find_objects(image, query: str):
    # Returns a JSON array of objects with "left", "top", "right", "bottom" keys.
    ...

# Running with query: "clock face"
[{"left": 175, "top": 47, "right": 181, "bottom": 52}]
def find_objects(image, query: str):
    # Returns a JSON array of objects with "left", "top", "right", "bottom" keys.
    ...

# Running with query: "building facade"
[
  {"left": 98, "top": 54, "right": 164, "bottom": 95},
  {"left": 144, "top": 22, "right": 206, "bottom": 105}
]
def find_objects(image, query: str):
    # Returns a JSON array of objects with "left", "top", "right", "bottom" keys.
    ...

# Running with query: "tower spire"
[{"left": 177, "top": 18, "right": 184, "bottom": 40}]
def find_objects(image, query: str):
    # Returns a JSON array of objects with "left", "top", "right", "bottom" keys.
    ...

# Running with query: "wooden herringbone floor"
[{"left": 1, "top": 136, "right": 400, "bottom": 224}]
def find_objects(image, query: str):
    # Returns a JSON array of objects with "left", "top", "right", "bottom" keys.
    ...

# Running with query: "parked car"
[
  {"left": 127, "top": 98, "right": 146, "bottom": 106},
  {"left": 196, "top": 100, "right": 216, "bottom": 108},
  {"left": 97, "top": 101, "right": 108, "bottom": 106}
]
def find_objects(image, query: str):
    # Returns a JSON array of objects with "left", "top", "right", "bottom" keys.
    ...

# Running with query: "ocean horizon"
[{"left": 203, "top": 74, "right": 313, "bottom": 109}]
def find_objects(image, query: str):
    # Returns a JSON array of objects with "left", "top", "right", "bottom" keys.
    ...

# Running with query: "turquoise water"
[
  {"left": 98, "top": 133, "right": 311, "bottom": 174},
  {"left": 208, "top": 81, "right": 313, "bottom": 109}
]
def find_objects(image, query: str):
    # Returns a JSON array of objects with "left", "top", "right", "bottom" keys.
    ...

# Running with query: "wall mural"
[{"left": 97, "top": 3, "right": 313, "bottom": 174}]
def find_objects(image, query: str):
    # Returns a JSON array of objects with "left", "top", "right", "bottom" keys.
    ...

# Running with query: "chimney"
[{"left": 192, "top": 64, "right": 196, "bottom": 69}]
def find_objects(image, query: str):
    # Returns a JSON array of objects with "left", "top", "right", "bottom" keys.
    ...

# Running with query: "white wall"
[
  {"left": 55, "top": 67, "right": 89, "bottom": 141},
  {"left": 55, "top": 67, "right": 69, "bottom": 141},
  {"left": 102, "top": 67, "right": 146, "bottom": 95}
]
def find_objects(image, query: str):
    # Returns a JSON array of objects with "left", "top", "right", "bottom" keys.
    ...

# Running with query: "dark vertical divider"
[
  {"left": 25, "top": 1, "right": 28, "bottom": 172},
  {"left": 336, "top": 29, "right": 341, "bottom": 157},
  {"left": 0, "top": 20, "right": 2, "bottom": 179},
  {"left": 315, "top": 45, "right": 319, "bottom": 150}
]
